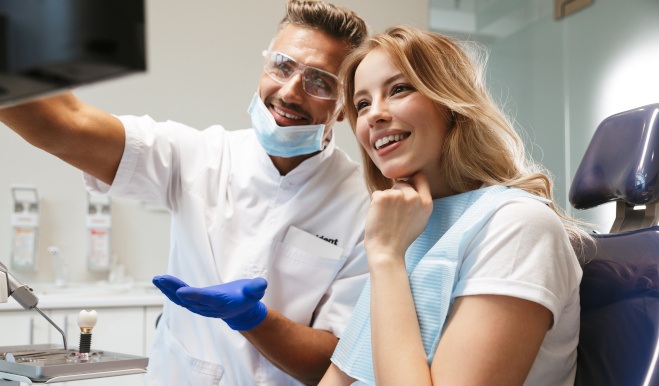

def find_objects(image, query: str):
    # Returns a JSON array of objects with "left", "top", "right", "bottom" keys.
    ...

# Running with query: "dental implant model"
[{"left": 77, "top": 310, "right": 98, "bottom": 359}]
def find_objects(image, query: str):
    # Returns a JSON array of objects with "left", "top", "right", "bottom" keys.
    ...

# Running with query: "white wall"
[
  {"left": 495, "top": 0, "right": 659, "bottom": 230},
  {"left": 430, "top": 0, "right": 659, "bottom": 232},
  {"left": 0, "top": 0, "right": 428, "bottom": 285}
]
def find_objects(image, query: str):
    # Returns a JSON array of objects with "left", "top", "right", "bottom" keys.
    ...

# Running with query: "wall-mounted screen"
[{"left": 0, "top": 0, "right": 146, "bottom": 107}]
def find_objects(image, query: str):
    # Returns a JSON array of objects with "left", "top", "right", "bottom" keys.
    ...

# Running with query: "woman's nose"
[{"left": 366, "top": 99, "right": 391, "bottom": 127}]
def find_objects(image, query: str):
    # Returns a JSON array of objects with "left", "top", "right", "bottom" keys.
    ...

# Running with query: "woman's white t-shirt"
[{"left": 454, "top": 197, "right": 582, "bottom": 386}]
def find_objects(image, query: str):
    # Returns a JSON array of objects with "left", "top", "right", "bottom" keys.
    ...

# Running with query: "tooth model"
[{"left": 77, "top": 310, "right": 98, "bottom": 355}]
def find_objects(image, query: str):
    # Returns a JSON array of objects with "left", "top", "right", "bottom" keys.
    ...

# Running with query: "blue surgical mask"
[{"left": 247, "top": 93, "right": 326, "bottom": 157}]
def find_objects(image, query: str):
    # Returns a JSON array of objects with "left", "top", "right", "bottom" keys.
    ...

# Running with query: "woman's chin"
[
  {"left": 383, "top": 172, "right": 413, "bottom": 181},
  {"left": 381, "top": 166, "right": 415, "bottom": 181}
]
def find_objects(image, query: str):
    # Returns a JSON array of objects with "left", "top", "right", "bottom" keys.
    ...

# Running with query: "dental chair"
[{"left": 569, "top": 103, "right": 659, "bottom": 386}]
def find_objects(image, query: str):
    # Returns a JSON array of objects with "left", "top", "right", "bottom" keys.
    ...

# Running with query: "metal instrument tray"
[{"left": 0, "top": 344, "right": 147, "bottom": 383}]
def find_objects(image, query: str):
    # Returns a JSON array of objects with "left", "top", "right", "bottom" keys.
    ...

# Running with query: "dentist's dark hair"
[{"left": 278, "top": 0, "right": 369, "bottom": 50}]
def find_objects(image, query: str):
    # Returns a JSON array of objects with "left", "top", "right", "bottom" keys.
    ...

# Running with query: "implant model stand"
[{"left": 0, "top": 344, "right": 148, "bottom": 384}]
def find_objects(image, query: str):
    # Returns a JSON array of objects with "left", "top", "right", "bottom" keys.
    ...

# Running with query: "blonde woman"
[{"left": 319, "top": 26, "right": 590, "bottom": 386}]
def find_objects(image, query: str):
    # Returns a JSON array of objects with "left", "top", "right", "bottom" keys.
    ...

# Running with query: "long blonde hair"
[{"left": 339, "top": 26, "right": 591, "bottom": 249}]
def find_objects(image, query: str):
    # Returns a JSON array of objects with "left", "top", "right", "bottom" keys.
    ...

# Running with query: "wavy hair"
[{"left": 339, "top": 26, "right": 591, "bottom": 250}]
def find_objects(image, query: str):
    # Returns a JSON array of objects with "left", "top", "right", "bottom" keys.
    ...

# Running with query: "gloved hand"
[
  {"left": 152, "top": 275, "right": 189, "bottom": 307},
  {"left": 152, "top": 274, "right": 269, "bottom": 331},
  {"left": 176, "top": 277, "right": 268, "bottom": 331}
]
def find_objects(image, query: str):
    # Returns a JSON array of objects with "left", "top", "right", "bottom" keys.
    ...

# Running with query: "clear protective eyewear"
[{"left": 262, "top": 50, "right": 340, "bottom": 100}]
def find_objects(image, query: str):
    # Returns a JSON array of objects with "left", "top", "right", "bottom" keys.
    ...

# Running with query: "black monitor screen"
[{"left": 0, "top": 0, "right": 146, "bottom": 107}]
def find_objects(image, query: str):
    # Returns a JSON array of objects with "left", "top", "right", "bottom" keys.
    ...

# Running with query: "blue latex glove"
[
  {"left": 176, "top": 277, "right": 268, "bottom": 331},
  {"left": 152, "top": 275, "right": 188, "bottom": 307},
  {"left": 152, "top": 274, "right": 268, "bottom": 331}
]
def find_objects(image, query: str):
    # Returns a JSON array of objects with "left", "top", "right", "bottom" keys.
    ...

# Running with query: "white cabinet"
[
  {"left": 0, "top": 309, "right": 50, "bottom": 346},
  {"left": 144, "top": 306, "right": 162, "bottom": 356}
]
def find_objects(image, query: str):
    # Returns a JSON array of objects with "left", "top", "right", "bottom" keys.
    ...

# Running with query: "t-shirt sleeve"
[{"left": 452, "top": 197, "right": 582, "bottom": 324}]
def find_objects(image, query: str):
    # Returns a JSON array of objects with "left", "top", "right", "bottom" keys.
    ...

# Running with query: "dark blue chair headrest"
[{"left": 569, "top": 103, "right": 659, "bottom": 210}]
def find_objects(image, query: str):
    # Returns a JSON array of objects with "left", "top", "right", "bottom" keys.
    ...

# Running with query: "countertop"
[{"left": 0, "top": 282, "right": 166, "bottom": 311}]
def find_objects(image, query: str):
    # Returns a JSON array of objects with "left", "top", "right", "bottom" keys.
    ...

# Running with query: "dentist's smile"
[{"left": 273, "top": 105, "right": 303, "bottom": 121}]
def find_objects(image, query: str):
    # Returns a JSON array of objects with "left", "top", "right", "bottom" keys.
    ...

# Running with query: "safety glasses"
[{"left": 262, "top": 50, "right": 340, "bottom": 100}]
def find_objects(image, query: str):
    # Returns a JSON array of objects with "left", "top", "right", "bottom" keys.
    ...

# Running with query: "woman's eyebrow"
[{"left": 353, "top": 73, "right": 406, "bottom": 101}]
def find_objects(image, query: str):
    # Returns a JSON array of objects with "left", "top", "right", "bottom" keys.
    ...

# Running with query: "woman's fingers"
[
  {"left": 366, "top": 173, "right": 433, "bottom": 258},
  {"left": 408, "top": 172, "right": 432, "bottom": 203}
]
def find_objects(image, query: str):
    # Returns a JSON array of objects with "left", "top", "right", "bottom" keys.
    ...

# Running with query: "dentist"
[{"left": 0, "top": 1, "right": 370, "bottom": 385}]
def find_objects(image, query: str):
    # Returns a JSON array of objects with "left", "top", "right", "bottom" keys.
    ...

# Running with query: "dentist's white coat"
[{"left": 85, "top": 115, "right": 370, "bottom": 386}]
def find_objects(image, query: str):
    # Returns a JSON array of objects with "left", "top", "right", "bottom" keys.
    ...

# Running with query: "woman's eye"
[
  {"left": 355, "top": 100, "right": 369, "bottom": 112},
  {"left": 392, "top": 84, "right": 412, "bottom": 95}
]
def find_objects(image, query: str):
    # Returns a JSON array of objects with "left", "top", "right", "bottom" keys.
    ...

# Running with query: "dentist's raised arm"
[{"left": 0, "top": 92, "right": 125, "bottom": 185}]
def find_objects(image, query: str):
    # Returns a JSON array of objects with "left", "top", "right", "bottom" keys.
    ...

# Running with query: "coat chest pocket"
[{"left": 264, "top": 231, "right": 346, "bottom": 326}]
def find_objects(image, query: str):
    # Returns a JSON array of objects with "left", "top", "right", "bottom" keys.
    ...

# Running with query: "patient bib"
[{"left": 331, "top": 185, "right": 549, "bottom": 385}]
